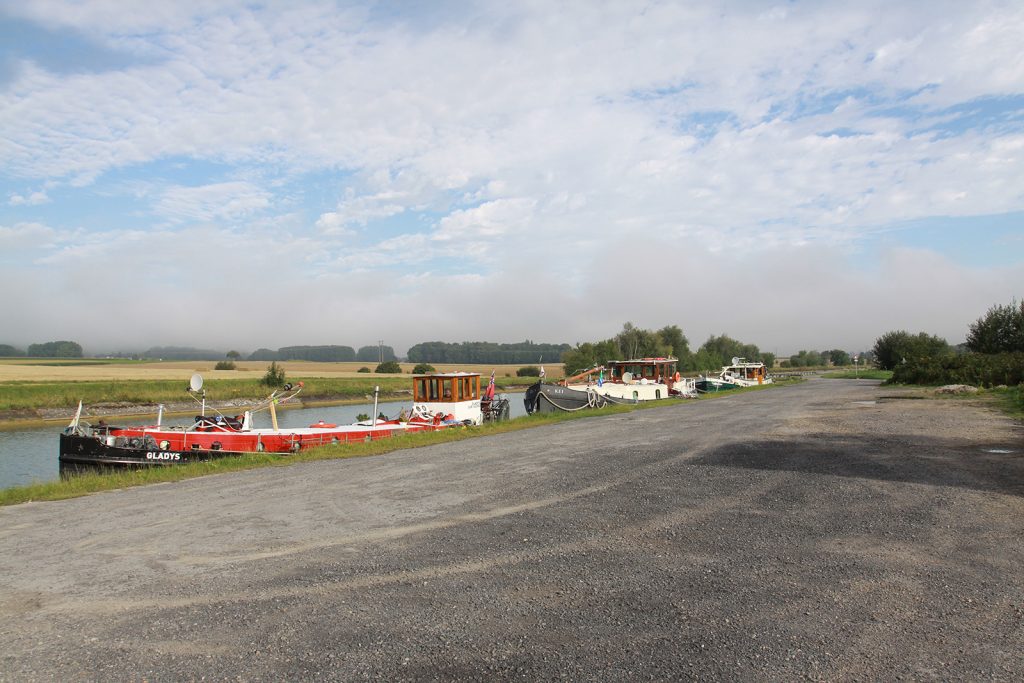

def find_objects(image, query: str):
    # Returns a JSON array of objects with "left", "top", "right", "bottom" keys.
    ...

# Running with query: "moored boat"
[
  {"left": 60, "top": 371, "right": 502, "bottom": 472},
  {"left": 695, "top": 357, "right": 772, "bottom": 393},
  {"left": 525, "top": 357, "right": 696, "bottom": 414}
]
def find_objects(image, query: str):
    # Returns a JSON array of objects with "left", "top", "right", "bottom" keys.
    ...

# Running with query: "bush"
[
  {"left": 412, "top": 363, "right": 436, "bottom": 374},
  {"left": 214, "top": 360, "right": 236, "bottom": 370},
  {"left": 516, "top": 366, "right": 541, "bottom": 377},
  {"left": 873, "top": 330, "right": 950, "bottom": 370},
  {"left": 261, "top": 361, "right": 286, "bottom": 387},
  {"left": 357, "top": 367, "right": 371, "bottom": 373},
  {"left": 375, "top": 361, "right": 402, "bottom": 374},
  {"left": 890, "top": 352, "right": 1024, "bottom": 387}
]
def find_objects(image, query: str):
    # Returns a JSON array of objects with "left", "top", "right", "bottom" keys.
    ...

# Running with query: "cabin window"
[{"left": 429, "top": 378, "right": 440, "bottom": 401}]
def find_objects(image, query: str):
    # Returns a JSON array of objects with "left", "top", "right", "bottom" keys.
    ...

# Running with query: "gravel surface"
[{"left": 1, "top": 378, "right": 1022, "bottom": 681}]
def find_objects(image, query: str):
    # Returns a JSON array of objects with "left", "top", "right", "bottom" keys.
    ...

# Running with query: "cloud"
[
  {"left": 1, "top": 1, "right": 1022, "bottom": 353},
  {"left": 8, "top": 190, "right": 48, "bottom": 206}
]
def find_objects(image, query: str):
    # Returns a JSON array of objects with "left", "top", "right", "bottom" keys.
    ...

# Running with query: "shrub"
[
  {"left": 214, "top": 360, "right": 236, "bottom": 370},
  {"left": 516, "top": 366, "right": 541, "bottom": 377},
  {"left": 375, "top": 361, "right": 402, "bottom": 374},
  {"left": 412, "top": 363, "right": 436, "bottom": 374},
  {"left": 890, "top": 352, "right": 1024, "bottom": 387},
  {"left": 261, "top": 361, "right": 286, "bottom": 387},
  {"left": 357, "top": 367, "right": 371, "bottom": 373}
]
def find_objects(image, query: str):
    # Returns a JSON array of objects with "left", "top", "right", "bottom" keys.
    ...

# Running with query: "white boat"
[
  {"left": 696, "top": 358, "right": 771, "bottom": 392},
  {"left": 525, "top": 357, "right": 696, "bottom": 414}
]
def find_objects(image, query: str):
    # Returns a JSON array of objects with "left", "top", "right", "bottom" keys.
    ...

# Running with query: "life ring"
[{"left": 673, "top": 372, "right": 681, "bottom": 382}]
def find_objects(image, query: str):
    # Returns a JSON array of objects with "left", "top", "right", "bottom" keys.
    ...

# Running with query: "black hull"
[
  {"left": 523, "top": 382, "right": 626, "bottom": 414},
  {"left": 59, "top": 432, "right": 244, "bottom": 474}
]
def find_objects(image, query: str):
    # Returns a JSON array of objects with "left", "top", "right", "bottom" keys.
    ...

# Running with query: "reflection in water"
[{"left": 1, "top": 394, "right": 526, "bottom": 489}]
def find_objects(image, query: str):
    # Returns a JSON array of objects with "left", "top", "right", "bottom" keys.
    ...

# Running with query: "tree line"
[
  {"left": 873, "top": 299, "right": 1024, "bottom": 387},
  {"left": 407, "top": 340, "right": 571, "bottom": 364},
  {"left": 247, "top": 345, "right": 398, "bottom": 362},
  {"left": 0, "top": 341, "right": 83, "bottom": 358},
  {"left": 559, "top": 323, "right": 778, "bottom": 376}
]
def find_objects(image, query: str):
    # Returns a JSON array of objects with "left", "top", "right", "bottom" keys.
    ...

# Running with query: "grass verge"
[{"left": 820, "top": 370, "right": 893, "bottom": 381}]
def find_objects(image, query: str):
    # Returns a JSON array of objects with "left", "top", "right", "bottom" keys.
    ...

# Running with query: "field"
[
  {"left": 0, "top": 359, "right": 563, "bottom": 416},
  {"left": 0, "top": 359, "right": 563, "bottom": 382}
]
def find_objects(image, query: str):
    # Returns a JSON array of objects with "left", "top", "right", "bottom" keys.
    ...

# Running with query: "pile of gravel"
[{"left": 934, "top": 384, "right": 979, "bottom": 394}]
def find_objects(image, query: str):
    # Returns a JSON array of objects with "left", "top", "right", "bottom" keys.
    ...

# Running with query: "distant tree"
[
  {"left": 826, "top": 349, "right": 851, "bottom": 366},
  {"left": 248, "top": 348, "right": 279, "bottom": 361},
  {"left": 214, "top": 360, "right": 237, "bottom": 370},
  {"left": 357, "top": 345, "right": 397, "bottom": 363},
  {"left": 872, "top": 331, "right": 950, "bottom": 370},
  {"left": 761, "top": 352, "right": 776, "bottom": 368},
  {"left": 261, "top": 361, "right": 286, "bottom": 387},
  {"left": 516, "top": 366, "right": 541, "bottom": 377},
  {"left": 27, "top": 340, "right": 83, "bottom": 358},
  {"left": 0, "top": 344, "right": 24, "bottom": 357},
  {"left": 278, "top": 345, "right": 356, "bottom": 362},
  {"left": 412, "top": 363, "right": 436, "bottom": 374},
  {"left": 375, "top": 360, "right": 402, "bottom": 373},
  {"left": 966, "top": 299, "right": 1024, "bottom": 354},
  {"left": 357, "top": 367, "right": 371, "bottom": 373},
  {"left": 615, "top": 322, "right": 670, "bottom": 359},
  {"left": 143, "top": 346, "right": 221, "bottom": 360},
  {"left": 789, "top": 350, "right": 823, "bottom": 368},
  {"left": 696, "top": 334, "right": 761, "bottom": 370},
  {"left": 226, "top": 350, "right": 241, "bottom": 360}
]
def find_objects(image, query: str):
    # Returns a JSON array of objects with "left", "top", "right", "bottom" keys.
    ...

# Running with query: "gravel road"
[{"left": 1, "top": 378, "right": 1022, "bottom": 681}]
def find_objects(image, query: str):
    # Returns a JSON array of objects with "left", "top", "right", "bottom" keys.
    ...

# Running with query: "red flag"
[{"left": 486, "top": 370, "right": 495, "bottom": 399}]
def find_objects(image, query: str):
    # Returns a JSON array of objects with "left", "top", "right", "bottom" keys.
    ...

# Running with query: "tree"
[
  {"left": 375, "top": 361, "right": 402, "bottom": 373},
  {"left": 357, "top": 345, "right": 397, "bottom": 363},
  {"left": 966, "top": 299, "right": 1024, "bottom": 354},
  {"left": 261, "top": 361, "right": 286, "bottom": 387},
  {"left": 27, "top": 340, "right": 83, "bottom": 358},
  {"left": 226, "top": 350, "right": 241, "bottom": 360},
  {"left": 872, "top": 331, "right": 950, "bottom": 370},
  {"left": 656, "top": 325, "right": 690, "bottom": 361},
  {"left": 412, "top": 363, "right": 436, "bottom": 374},
  {"left": 788, "top": 350, "right": 823, "bottom": 368},
  {"left": 827, "top": 349, "right": 851, "bottom": 366},
  {"left": 0, "top": 344, "right": 24, "bottom": 356}
]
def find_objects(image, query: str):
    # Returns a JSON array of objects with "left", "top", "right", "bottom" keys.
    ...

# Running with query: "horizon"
[{"left": 2, "top": 2, "right": 1021, "bottom": 354}]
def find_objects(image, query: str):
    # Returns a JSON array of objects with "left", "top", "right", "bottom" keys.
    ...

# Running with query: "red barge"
[{"left": 59, "top": 371, "right": 507, "bottom": 472}]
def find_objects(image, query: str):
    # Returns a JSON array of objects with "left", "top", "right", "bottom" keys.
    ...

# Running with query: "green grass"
[{"left": 820, "top": 369, "right": 893, "bottom": 381}]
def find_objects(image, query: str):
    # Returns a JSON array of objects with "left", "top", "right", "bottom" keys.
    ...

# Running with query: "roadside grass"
[
  {"left": 821, "top": 369, "right": 893, "bottom": 381},
  {"left": 0, "top": 379, "right": 802, "bottom": 507}
]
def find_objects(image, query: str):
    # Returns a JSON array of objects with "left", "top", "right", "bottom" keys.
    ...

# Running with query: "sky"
[{"left": 1, "top": 0, "right": 1022, "bottom": 358}]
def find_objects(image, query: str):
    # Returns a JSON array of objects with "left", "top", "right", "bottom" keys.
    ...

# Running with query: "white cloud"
[
  {"left": 8, "top": 190, "right": 49, "bottom": 206},
  {"left": 1, "top": 1, "right": 1023, "bottom": 352}
]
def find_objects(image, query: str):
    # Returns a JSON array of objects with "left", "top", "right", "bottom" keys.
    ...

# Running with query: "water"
[{"left": 0, "top": 394, "right": 528, "bottom": 489}]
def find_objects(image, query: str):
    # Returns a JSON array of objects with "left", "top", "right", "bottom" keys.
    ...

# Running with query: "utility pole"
[{"left": 378, "top": 340, "right": 384, "bottom": 364}]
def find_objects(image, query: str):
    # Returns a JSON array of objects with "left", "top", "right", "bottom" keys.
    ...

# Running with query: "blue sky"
[{"left": 1, "top": 1, "right": 1022, "bottom": 356}]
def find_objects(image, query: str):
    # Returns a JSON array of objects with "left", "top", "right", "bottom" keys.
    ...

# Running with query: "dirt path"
[{"left": 1, "top": 379, "right": 1022, "bottom": 680}]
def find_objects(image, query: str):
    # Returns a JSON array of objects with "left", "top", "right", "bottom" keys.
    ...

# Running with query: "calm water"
[{"left": 0, "top": 394, "right": 527, "bottom": 489}]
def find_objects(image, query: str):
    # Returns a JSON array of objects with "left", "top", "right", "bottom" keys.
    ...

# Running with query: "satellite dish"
[
  {"left": 732, "top": 357, "right": 740, "bottom": 366},
  {"left": 621, "top": 372, "right": 633, "bottom": 383},
  {"left": 189, "top": 373, "right": 204, "bottom": 392}
]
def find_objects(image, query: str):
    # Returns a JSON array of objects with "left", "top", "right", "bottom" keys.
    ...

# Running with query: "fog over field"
[{"left": 1, "top": 1, "right": 1022, "bottom": 356}]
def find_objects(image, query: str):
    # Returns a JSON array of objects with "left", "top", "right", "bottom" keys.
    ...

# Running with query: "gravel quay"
[{"left": 1, "top": 378, "right": 1022, "bottom": 681}]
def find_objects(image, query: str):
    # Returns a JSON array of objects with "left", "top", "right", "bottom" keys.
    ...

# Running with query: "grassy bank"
[{"left": 820, "top": 369, "right": 893, "bottom": 381}]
